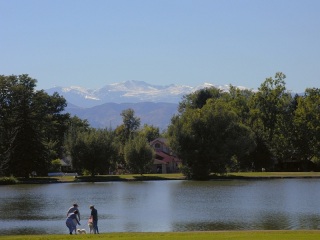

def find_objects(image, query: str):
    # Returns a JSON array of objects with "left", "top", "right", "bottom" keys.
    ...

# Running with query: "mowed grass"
[
  {"left": 13, "top": 171, "right": 320, "bottom": 184},
  {"left": 226, "top": 171, "right": 320, "bottom": 178},
  {"left": 18, "top": 173, "right": 186, "bottom": 183},
  {"left": 1, "top": 231, "right": 320, "bottom": 240},
  {"left": 74, "top": 172, "right": 320, "bottom": 182},
  {"left": 71, "top": 172, "right": 320, "bottom": 181},
  {"left": 0, "top": 171, "right": 316, "bottom": 186}
]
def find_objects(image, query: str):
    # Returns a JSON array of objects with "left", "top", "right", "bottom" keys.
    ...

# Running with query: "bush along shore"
[{"left": 2, "top": 172, "right": 320, "bottom": 185}]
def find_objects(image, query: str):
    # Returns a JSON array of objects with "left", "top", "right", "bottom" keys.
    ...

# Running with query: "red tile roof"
[{"left": 155, "top": 149, "right": 180, "bottom": 163}]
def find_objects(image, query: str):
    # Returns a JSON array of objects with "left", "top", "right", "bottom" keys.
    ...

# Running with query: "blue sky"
[{"left": 1, "top": 0, "right": 319, "bottom": 92}]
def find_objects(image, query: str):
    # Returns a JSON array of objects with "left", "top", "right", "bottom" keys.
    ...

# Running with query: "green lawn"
[
  {"left": 8, "top": 171, "right": 320, "bottom": 184},
  {"left": 1, "top": 231, "right": 320, "bottom": 240},
  {"left": 225, "top": 171, "right": 320, "bottom": 178}
]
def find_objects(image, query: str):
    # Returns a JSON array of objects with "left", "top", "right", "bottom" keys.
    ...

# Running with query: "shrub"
[{"left": 0, "top": 176, "right": 18, "bottom": 185}]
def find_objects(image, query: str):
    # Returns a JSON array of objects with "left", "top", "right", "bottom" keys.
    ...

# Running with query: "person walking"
[
  {"left": 89, "top": 205, "right": 99, "bottom": 234},
  {"left": 66, "top": 210, "right": 80, "bottom": 234},
  {"left": 67, "top": 203, "right": 80, "bottom": 226}
]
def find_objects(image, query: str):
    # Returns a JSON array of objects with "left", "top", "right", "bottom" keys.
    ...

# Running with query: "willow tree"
[
  {"left": 68, "top": 128, "right": 116, "bottom": 176},
  {"left": 168, "top": 99, "right": 255, "bottom": 180}
]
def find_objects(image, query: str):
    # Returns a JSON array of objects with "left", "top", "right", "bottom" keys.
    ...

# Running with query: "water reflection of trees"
[
  {"left": 172, "top": 221, "right": 244, "bottom": 231},
  {"left": 1, "top": 191, "right": 57, "bottom": 220}
]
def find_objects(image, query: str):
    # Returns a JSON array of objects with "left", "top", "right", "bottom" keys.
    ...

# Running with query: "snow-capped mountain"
[
  {"left": 45, "top": 80, "right": 242, "bottom": 108},
  {"left": 44, "top": 80, "right": 250, "bottom": 129}
]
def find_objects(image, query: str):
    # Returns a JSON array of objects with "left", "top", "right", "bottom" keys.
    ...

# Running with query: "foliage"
[
  {"left": 167, "top": 72, "right": 320, "bottom": 179},
  {"left": 124, "top": 135, "right": 155, "bottom": 174},
  {"left": 66, "top": 128, "right": 116, "bottom": 176},
  {"left": 114, "top": 108, "right": 142, "bottom": 171},
  {"left": 49, "top": 159, "right": 62, "bottom": 172},
  {"left": 168, "top": 98, "right": 256, "bottom": 180},
  {"left": 2, "top": 72, "right": 320, "bottom": 180},
  {"left": 0, "top": 176, "right": 18, "bottom": 185},
  {"left": 292, "top": 88, "right": 320, "bottom": 163},
  {"left": 119, "top": 108, "right": 141, "bottom": 141},
  {"left": 138, "top": 124, "right": 160, "bottom": 142},
  {"left": 63, "top": 116, "right": 90, "bottom": 160},
  {"left": 0, "top": 74, "right": 69, "bottom": 177},
  {"left": 248, "top": 72, "right": 293, "bottom": 164},
  {"left": 178, "top": 86, "right": 225, "bottom": 113}
]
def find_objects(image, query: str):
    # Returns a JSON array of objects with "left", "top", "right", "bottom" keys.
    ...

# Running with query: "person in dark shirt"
[{"left": 89, "top": 205, "right": 99, "bottom": 234}]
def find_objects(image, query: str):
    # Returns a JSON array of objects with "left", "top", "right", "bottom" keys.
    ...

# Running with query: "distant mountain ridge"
[
  {"left": 45, "top": 80, "right": 247, "bottom": 129},
  {"left": 46, "top": 80, "right": 246, "bottom": 108},
  {"left": 65, "top": 102, "right": 178, "bottom": 130}
]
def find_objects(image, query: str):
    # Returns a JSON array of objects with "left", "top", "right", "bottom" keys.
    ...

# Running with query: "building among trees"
[{"left": 150, "top": 138, "right": 181, "bottom": 174}]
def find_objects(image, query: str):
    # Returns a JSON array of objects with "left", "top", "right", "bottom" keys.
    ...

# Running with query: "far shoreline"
[{"left": 2, "top": 171, "right": 320, "bottom": 185}]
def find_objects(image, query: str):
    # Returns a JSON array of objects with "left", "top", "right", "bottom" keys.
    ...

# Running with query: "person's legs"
[
  {"left": 73, "top": 219, "right": 78, "bottom": 233},
  {"left": 93, "top": 220, "right": 99, "bottom": 234},
  {"left": 66, "top": 220, "right": 73, "bottom": 234},
  {"left": 71, "top": 222, "right": 77, "bottom": 234},
  {"left": 96, "top": 221, "right": 99, "bottom": 234}
]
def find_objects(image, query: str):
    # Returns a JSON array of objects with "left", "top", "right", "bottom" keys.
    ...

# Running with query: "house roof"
[
  {"left": 155, "top": 149, "right": 181, "bottom": 163},
  {"left": 150, "top": 137, "right": 167, "bottom": 146}
]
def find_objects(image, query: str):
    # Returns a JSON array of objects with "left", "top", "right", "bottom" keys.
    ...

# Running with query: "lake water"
[{"left": 1, "top": 179, "right": 320, "bottom": 235}]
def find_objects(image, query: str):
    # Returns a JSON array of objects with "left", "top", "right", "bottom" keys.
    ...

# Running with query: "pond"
[{"left": 1, "top": 179, "right": 320, "bottom": 235}]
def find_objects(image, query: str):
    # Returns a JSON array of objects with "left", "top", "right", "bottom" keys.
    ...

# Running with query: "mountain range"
[{"left": 45, "top": 80, "right": 247, "bottom": 129}]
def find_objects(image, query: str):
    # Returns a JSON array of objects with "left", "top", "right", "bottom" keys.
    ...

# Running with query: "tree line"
[
  {"left": 0, "top": 74, "right": 159, "bottom": 178},
  {"left": 1, "top": 73, "right": 320, "bottom": 180},
  {"left": 167, "top": 72, "right": 320, "bottom": 179}
]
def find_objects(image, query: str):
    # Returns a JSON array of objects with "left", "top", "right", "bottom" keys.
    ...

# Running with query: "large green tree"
[
  {"left": 138, "top": 124, "right": 160, "bottom": 142},
  {"left": 178, "top": 87, "right": 225, "bottom": 113},
  {"left": 124, "top": 135, "right": 154, "bottom": 174},
  {"left": 249, "top": 72, "right": 290, "bottom": 141},
  {"left": 114, "top": 108, "right": 141, "bottom": 171},
  {"left": 68, "top": 128, "right": 115, "bottom": 176},
  {"left": 292, "top": 88, "right": 320, "bottom": 164},
  {"left": 248, "top": 72, "right": 293, "bottom": 169},
  {"left": 168, "top": 99, "right": 255, "bottom": 180},
  {"left": 120, "top": 108, "right": 141, "bottom": 141},
  {"left": 0, "top": 74, "right": 69, "bottom": 177}
]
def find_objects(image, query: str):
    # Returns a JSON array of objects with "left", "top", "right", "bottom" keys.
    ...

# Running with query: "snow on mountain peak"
[{"left": 46, "top": 81, "right": 250, "bottom": 108}]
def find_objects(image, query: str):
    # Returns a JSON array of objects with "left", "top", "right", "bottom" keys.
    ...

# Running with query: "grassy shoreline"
[
  {"left": 1, "top": 231, "right": 320, "bottom": 240},
  {"left": 2, "top": 172, "right": 320, "bottom": 185}
]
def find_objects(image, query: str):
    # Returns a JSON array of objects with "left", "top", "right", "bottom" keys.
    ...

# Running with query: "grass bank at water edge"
[
  {"left": 1, "top": 231, "right": 320, "bottom": 240},
  {"left": 3, "top": 172, "right": 320, "bottom": 185}
]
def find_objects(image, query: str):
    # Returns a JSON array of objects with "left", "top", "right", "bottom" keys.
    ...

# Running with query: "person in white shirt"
[{"left": 67, "top": 203, "right": 80, "bottom": 226}]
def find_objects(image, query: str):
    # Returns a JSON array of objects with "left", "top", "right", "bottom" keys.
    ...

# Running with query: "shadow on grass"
[
  {"left": 133, "top": 175, "right": 174, "bottom": 181},
  {"left": 77, "top": 175, "right": 184, "bottom": 182},
  {"left": 76, "top": 175, "right": 125, "bottom": 182},
  {"left": 210, "top": 174, "right": 246, "bottom": 179},
  {"left": 17, "top": 177, "right": 61, "bottom": 184}
]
